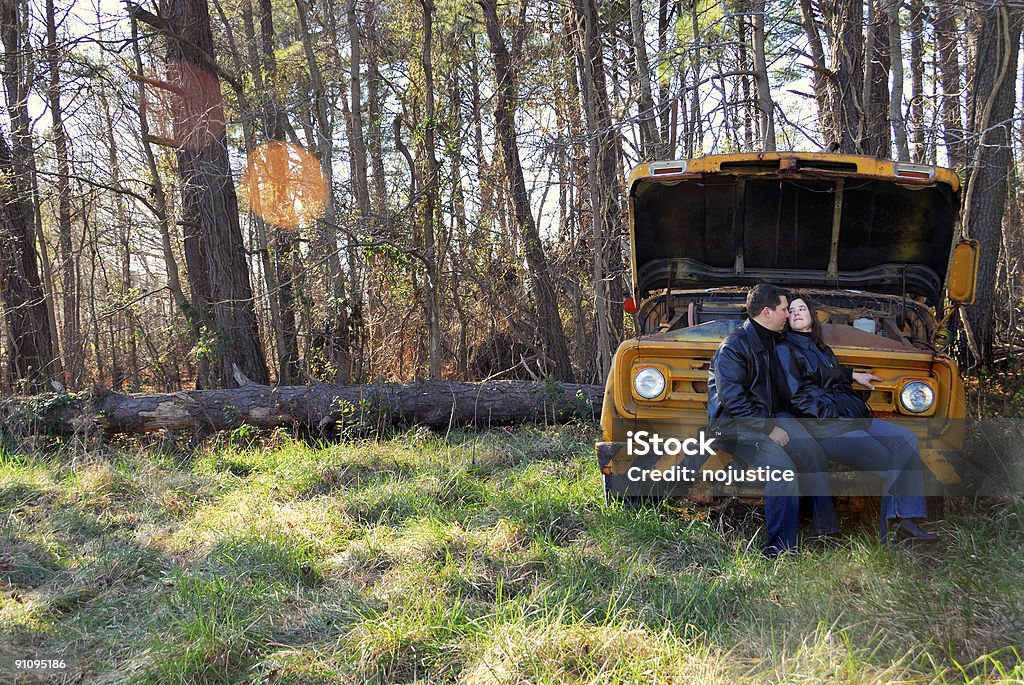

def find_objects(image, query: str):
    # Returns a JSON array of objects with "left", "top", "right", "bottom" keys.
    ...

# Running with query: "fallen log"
[{"left": 0, "top": 380, "right": 604, "bottom": 435}]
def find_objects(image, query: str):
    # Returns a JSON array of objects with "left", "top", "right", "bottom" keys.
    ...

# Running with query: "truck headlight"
[
  {"left": 899, "top": 381, "right": 935, "bottom": 414},
  {"left": 633, "top": 367, "right": 666, "bottom": 399}
]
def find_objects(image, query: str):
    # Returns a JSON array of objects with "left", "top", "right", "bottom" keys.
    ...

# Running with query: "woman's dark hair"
[{"left": 789, "top": 293, "right": 825, "bottom": 347}]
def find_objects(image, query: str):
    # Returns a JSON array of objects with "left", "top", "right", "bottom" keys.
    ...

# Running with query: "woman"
[{"left": 773, "top": 295, "right": 939, "bottom": 545}]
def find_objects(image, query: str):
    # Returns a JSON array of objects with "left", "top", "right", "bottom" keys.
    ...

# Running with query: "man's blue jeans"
[
  {"left": 726, "top": 417, "right": 836, "bottom": 556},
  {"left": 776, "top": 415, "right": 839, "bottom": 538},
  {"left": 818, "top": 419, "right": 927, "bottom": 541}
]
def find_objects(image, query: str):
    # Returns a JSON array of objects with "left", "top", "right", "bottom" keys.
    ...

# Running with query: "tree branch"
[{"left": 124, "top": 1, "right": 246, "bottom": 96}]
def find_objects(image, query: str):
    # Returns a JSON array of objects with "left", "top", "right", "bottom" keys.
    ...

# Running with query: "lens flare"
[
  {"left": 242, "top": 142, "right": 328, "bottom": 229},
  {"left": 166, "top": 61, "right": 226, "bottom": 150}
]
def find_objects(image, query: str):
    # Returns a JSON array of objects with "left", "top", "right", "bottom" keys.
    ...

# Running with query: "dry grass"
[{"left": 0, "top": 426, "right": 1021, "bottom": 684}]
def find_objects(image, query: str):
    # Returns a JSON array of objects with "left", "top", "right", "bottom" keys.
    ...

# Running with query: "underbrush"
[{"left": 0, "top": 425, "right": 1021, "bottom": 684}]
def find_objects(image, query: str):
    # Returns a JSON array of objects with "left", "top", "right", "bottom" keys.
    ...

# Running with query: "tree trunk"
[
  {"left": 420, "top": 0, "right": 443, "bottom": 380},
  {"left": 446, "top": 60, "right": 471, "bottom": 380},
  {"left": 0, "top": 131, "right": 57, "bottom": 393},
  {"left": 737, "top": 15, "right": 754, "bottom": 149},
  {"left": 88, "top": 215, "right": 105, "bottom": 387},
  {"left": 798, "top": 0, "right": 831, "bottom": 146},
  {"left": 571, "top": 0, "right": 624, "bottom": 381},
  {"left": 253, "top": 0, "right": 301, "bottom": 384},
  {"left": 887, "top": 0, "right": 910, "bottom": 161},
  {"left": 365, "top": 5, "right": 389, "bottom": 214},
  {"left": 820, "top": 0, "right": 863, "bottom": 153},
  {"left": 479, "top": 0, "right": 574, "bottom": 382},
  {"left": 558, "top": 10, "right": 587, "bottom": 248},
  {"left": 860, "top": 0, "right": 891, "bottom": 157},
  {"left": 212, "top": 0, "right": 289, "bottom": 385},
  {"left": 933, "top": 0, "right": 965, "bottom": 169},
  {"left": 656, "top": 0, "right": 672, "bottom": 150},
  {"left": 686, "top": 0, "right": 703, "bottom": 156},
  {"left": 908, "top": 0, "right": 925, "bottom": 162},
  {"left": 751, "top": 0, "right": 776, "bottom": 151},
  {"left": 294, "top": 0, "right": 352, "bottom": 383},
  {"left": 156, "top": 0, "right": 269, "bottom": 388},
  {"left": 347, "top": 0, "right": 371, "bottom": 219},
  {"left": 44, "top": 0, "right": 82, "bottom": 387},
  {"left": 629, "top": 0, "right": 662, "bottom": 159},
  {"left": 0, "top": 0, "right": 59, "bottom": 392},
  {"left": 0, "top": 380, "right": 602, "bottom": 435},
  {"left": 961, "top": 2, "right": 1022, "bottom": 362}
]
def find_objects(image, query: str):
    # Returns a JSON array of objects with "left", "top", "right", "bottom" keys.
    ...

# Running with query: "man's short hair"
[{"left": 746, "top": 283, "right": 789, "bottom": 318}]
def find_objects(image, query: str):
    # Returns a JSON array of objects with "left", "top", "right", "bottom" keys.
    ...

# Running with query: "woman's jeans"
[{"left": 819, "top": 419, "right": 928, "bottom": 541}]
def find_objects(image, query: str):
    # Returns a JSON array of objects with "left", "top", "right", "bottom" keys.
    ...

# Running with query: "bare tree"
[
  {"left": 629, "top": 0, "right": 663, "bottom": 159},
  {"left": 571, "top": 0, "right": 625, "bottom": 380},
  {"left": 44, "top": 0, "right": 83, "bottom": 386},
  {"left": 961, "top": 1, "right": 1023, "bottom": 362},
  {"left": 908, "top": 0, "right": 925, "bottom": 162},
  {"left": 294, "top": 0, "right": 352, "bottom": 383},
  {"left": 751, "top": 0, "right": 776, "bottom": 151},
  {"left": 887, "top": 0, "right": 909, "bottom": 160},
  {"left": 419, "top": 0, "right": 443, "bottom": 379},
  {"left": 819, "top": 0, "right": 864, "bottom": 152},
  {"left": 0, "top": 0, "right": 59, "bottom": 391},
  {"left": 479, "top": 0, "right": 574, "bottom": 381},
  {"left": 136, "top": 0, "right": 269, "bottom": 387},
  {"left": 933, "top": 0, "right": 966, "bottom": 169}
]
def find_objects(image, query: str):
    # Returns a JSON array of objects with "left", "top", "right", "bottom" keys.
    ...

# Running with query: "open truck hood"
[{"left": 629, "top": 154, "right": 961, "bottom": 306}]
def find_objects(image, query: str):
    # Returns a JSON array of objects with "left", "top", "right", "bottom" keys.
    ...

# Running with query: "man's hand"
[
  {"left": 852, "top": 371, "right": 882, "bottom": 390},
  {"left": 768, "top": 426, "right": 790, "bottom": 447}
]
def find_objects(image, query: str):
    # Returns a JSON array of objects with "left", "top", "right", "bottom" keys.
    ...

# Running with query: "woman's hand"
[{"left": 852, "top": 371, "right": 882, "bottom": 390}]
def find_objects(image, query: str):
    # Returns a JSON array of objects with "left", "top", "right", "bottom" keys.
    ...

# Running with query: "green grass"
[{"left": 0, "top": 425, "right": 1021, "bottom": 684}]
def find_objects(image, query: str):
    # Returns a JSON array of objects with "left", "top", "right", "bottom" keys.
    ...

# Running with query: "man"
[{"left": 706, "top": 283, "right": 837, "bottom": 556}]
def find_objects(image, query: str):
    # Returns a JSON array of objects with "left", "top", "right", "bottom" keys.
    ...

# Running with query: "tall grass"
[{"left": 0, "top": 425, "right": 1021, "bottom": 683}]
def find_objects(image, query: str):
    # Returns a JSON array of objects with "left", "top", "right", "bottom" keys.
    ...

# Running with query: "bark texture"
[
  {"left": 0, "top": 0, "right": 59, "bottom": 392},
  {"left": 859, "top": 0, "right": 891, "bottom": 157},
  {"left": 819, "top": 0, "right": 863, "bottom": 152},
  {"left": 45, "top": 0, "right": 82, "bottom": 386},
  {"left": 571, "top": 0, "right": 624, "bottom": 381},
  {"left": 0, "top": 133, "right": 57, "bottom": 393},
  {"left": 933, "top": 2, "right": 965, "bottom": 169},
  {"left": 962, "top": 2, "right": 1023, "bottom": 362},
  {"left": 1, "top": 381, "right": 602, "bottom": 434},
  {"left": 751, "top": 0, "right": 776, "bottom": 151},
  {"left": 158, "top": 0, "right": 270, "bottom": 388}
]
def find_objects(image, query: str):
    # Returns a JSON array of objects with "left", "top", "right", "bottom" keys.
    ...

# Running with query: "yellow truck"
[{"left": 597, "top": 152, "right": 980, "bottom": 505}]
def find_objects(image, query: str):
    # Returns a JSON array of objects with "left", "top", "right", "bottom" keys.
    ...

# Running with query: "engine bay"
[{"left": 635, "top": 287, "right": 938, "bottom": 351}]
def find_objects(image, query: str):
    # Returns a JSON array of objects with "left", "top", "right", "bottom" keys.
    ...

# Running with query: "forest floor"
[{"left": 1, "top": 414, "right": 1022, "bottom": 684}]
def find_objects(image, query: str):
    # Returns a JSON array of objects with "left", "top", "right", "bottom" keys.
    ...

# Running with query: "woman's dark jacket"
[{"left": 772, "top": 331, "right": 871, "bottom": 439}]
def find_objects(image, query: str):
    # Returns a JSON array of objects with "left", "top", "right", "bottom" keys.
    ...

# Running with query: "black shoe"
[{"left": 889, "top": 519, "right": 939, "bottom": 545}]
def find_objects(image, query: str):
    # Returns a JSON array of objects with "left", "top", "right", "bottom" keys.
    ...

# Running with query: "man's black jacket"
[
  {"left": 772, "top": 331, "right": 871, "bottom": 439},
  {"left": 707, "top": 319, "right": 782, "bottom": 435}
]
